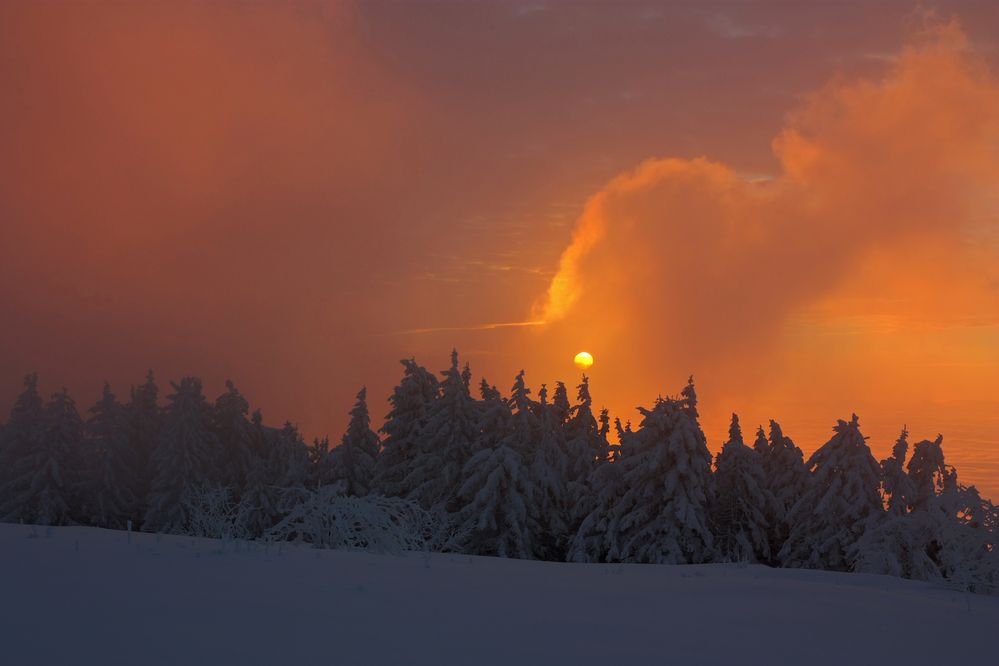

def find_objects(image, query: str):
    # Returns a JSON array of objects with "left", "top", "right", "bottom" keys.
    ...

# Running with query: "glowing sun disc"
[{"left": 573, "top": 351, "right": 594, "bottom": 369}]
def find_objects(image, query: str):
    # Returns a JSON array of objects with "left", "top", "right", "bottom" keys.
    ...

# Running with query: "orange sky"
[{"left": 1, "top": 1, "right": 997, "bottom": 498}]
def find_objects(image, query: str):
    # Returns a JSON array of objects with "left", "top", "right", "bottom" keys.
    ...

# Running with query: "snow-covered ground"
[{"left": 4, "top": 524, "right": 997, "bottom": 666}]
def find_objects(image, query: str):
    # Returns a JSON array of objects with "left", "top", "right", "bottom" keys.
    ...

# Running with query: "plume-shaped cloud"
[{"left": 536, "top": 20, "right": 999, "bottom": 373}]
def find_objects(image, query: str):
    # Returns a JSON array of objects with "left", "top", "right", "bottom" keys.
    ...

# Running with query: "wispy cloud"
[
  {"left": 391, "top": 320, "right": 547, "bottom": 336},
  {"left": 515, "top": 4, "right": 548, "bottom": 19},
  {"left": 706, "top": 13, "right": 780, "bottom": 40}
]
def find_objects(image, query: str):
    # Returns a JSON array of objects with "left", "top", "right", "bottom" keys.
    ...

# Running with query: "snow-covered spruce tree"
[
  {"left": 853, "top": 433, "right": 934, "bottom": 583},
  {"left": 404, "top": 350, "right": 479, "bottom": 512},
  {"left": 564, "top": 376, "right": 609, "bottom": 504},
  {"left": 143, "top": 377, "right": 218, "bottom": 534},
  {"left": 573, "top": 380, "right": 715, "bottom": 564},
  {"left": 126, "top": 370, "right": 161, "bottom": 528},
  {"left": 308, "top": 435, "right": 333, "bottom": 490},
  {"left": 752, "top": 425, "right": 768, "bottom": 457},
  {"left": 906, "top": 435, "right": 948, "bottom": 513},
  {"left": 83, "top": 383, "right": 138, "bottom": 528},
  {"left": 556, "top": 376, "right": 612, "bottom": 558},
  {"left": 780, "top": 415, "right": 883, "bottom": 571},
  {"left": 273, "top": 421, "right": 313, "bottom": 517},
  {"left": 454, "top": 379, "right": 535, "bottom": 558},
  {"left": 373, "top": 359, "right": 439, "bottom": 498},
  {"left": 506, "top": 377, "right": 555, "bottom": 555},
  {"left": 548, "top": 381, "right": 571, "bottom": 426},
  {"left": 23, "top": 388, "right": 85, "bottom": 526},
  {"left": 476, "top": 380, "right": 505, "bottom": 437},
  {"left": 506, "top": 372, "right": 537, "bottom": 454},
  {"left": 903, "top": 437, "right": 994, "bottom": 587},
  {"left": 764, "top": 421, "right": 809, "bottom": 510},
  {"left": 597, "top": 408, "right": 611, "bottom": 451},
  {"left": 329, "top": 387, "right": 380, "bottom": 497},
  {"left": 761, "top": 420, "right": 809, "bottom": 555},
  {"left": 943, "top": 484, "right": 999, "bottom": 593},
  {"left": 530, "top": 381, "right": 571, "bottom": 560},
  {"left": 236, "top": 409, "right": 283, "bottom": 538},
  {"left": 566, "top": 458, "right": 625, "bottom": 562},
  {"left": 210, "top": 380, "right": 254, "bottom": 493},
  {"left": 614, "top": 414, "right": 639, "bottom": 459},
  {"left": 881, "top": 427, "right": 915, "bottom": 516},
  {"left": 0, "top": 374, "right": 45, "bottom": 522},
  {"left": 711, "top": 414, "right": 776, "bottom": 563}
]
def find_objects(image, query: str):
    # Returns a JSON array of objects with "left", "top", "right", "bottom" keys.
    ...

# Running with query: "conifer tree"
[
  {"left": 274, "top": 421, "right": 312, "bottom": 515},
  {"left": 550, "top": 382, "right": 571, "bottom": 426},
  {"left": 565, "top": 376, "right": 608, "bottom": 475},
  {"left": 455, "top": 378, "right": 535, "bottom": 557},
  {"left": 237, "top": 409, "right": 282, "bottom": 537},
  {"left": 780, "top": 415, "right": 883, "bottom": 570},
  {"left": 308, "top": 435, "right": 333, "bottom": 490},
  {"left": 761, "top": 419, "right": 809, "bottom": 552},
  {"left": 515, "top": 374, "right": 568, "bottom": 560},
  {"left": 881, "top": 427, "right": 915, "bottom": 516},
  {"left": 711, "top": 414, "right": 776, "bottom": 563},
  {"left": 613, "top": 416, "right": 626, "bottom": 442},
  {"left": 752, "top": 426, "right": 768, "bottom": 457},
  {"left": 566, "top": 458, "right": 625, "bottom": 562},
  {"left": 144, "top": 377, "right": 217, "bottom": 534},
  {"left": 562, "top": 375, "right": 609, "bottom": 544},
  {"left": 211, "top": 380, "right": 254, "bottom": 492},
  {"left": 573, "top": 382, "right": 714, "bottom": 564},
  {"left": 507, "top": 372, "right": 538, "bottom": 453},
  {"left": 374, "top": 359, "right": 439, "bottom": 497},
  {"left": 83, "top": 383, "right": 137, "bottom": 528},
  {"left": 127, "top": 370, "right": 161, "bottom": 527},
  {"left": 597, "top": 408, "right": 611, "bottom": 446},
  {"left": 27, "top": 388, "right": 84, "bottom": 525},
  {"left": 764, "top": 421, "right": 809, "bottom": 511},
  {"left": 597, "top": 409, "right": 618, "bottom": 462},
  {"left": 0, "top": 374, "right": 45, "bottom": 522},
  {"left": 615, "top": 416, "right": 639, "bottom": 459},
  {"left": 329, "top": 388, "right": 380, "bottom": 496},
  {"left": 907, "top": 435, "right": 948, "bottom": 513},
  {"left": 405, "top": 351, "right": 479, "bottom": 511}
]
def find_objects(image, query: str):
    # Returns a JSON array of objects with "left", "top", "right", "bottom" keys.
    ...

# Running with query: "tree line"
[{"left": 0, "top": 350, "right": 995, "bottom": 592}]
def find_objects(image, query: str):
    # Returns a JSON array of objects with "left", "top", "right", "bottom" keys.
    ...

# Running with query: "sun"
[{"left": 573, "top": 351, "right": 594, "bottom": 369}]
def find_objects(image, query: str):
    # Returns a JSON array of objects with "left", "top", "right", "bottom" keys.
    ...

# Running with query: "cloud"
[
  {"left": 0, "top": 0, "right": 424, "bottom": 425},
  {"left": 394, "top": 320, "right": 546, "bottom": 336},
  {"left": 706, "top": 13, "right": 780, "bottom": 40},
  {"left": 535, "top": 19, "right": 999, "bottom": 379}
]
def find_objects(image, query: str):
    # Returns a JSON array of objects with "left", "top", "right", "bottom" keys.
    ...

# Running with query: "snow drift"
[{"left": 3, "top": 523, "right": 997, "bottom": 666}]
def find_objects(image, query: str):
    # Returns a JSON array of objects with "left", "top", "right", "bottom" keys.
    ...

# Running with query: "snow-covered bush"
[
  {"left": 265, "top": 488, "right": 449, "bottom": 554},
  {"left": 853, "top": 510, "right": 997, "bottom": 594},
  {"left": 183, "top": 485, "right": 247, "bottom": 541}
]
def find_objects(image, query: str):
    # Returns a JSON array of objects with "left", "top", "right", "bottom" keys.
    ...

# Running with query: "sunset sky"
[{"left": 1, "top": 1, "right": 997, "bottom": 498}]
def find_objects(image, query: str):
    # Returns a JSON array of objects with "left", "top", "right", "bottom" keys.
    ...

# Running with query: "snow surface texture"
[{"left": 4, "top": 524, "right": 997, "bottom": 666}]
